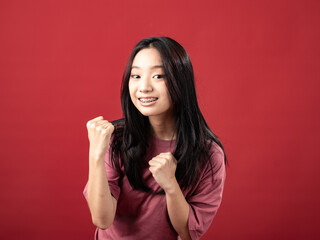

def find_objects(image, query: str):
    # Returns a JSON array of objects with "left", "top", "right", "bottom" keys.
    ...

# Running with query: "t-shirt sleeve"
[
  {"left": 83, "top": 147, "right": 122, "bottom": 202},
  {"left": 183, "top": 143, "right": 226, "bottom": 240}
]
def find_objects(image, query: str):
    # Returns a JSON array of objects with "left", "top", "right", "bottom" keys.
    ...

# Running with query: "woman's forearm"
[
  {"left": 87, "top": 155, "right": 117, "bottom": 230},
  {"left": 165, "top": 180, "right": 191, "bottom": 240},
  {"left": 86, "top": 116, "right": 116, "bottom": 229}
]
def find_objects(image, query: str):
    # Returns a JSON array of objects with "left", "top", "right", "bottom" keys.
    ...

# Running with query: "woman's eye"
[
  {"left": 131, "top": 75, "right": 140, "bottom": 79},
  {"left": 154, "top": 75, "right": 165, "bottom": 79}
]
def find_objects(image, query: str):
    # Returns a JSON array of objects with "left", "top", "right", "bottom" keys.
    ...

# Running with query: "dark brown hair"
[{"left": 110, "top": 36, "right": 226, "bottom": 192}]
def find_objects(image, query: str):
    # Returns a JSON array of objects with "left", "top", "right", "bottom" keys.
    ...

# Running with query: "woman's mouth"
[
  {"left": 138, "top": 97, "right": 158, "bottom": 103},
  {"left": 138, "top": 97, "right": 158, "bottom": 106}
]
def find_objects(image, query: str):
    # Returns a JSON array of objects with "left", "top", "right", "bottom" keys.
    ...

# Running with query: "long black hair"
[{"left": 110, "top": 36, "right": 226, "bottom": 193}]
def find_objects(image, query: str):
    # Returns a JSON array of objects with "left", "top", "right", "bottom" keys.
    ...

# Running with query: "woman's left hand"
[{"left": 149, "top": 152, "right": 177, "bottom": 192}]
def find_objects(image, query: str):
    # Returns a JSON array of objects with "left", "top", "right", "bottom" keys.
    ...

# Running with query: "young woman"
[{"left": 83, "top": 36, "right": 226, "bottom": 240}]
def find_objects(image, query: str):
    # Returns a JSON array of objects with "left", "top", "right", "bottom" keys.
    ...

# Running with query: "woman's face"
[{"left": 129, "top": 48, "right": 173, "bottom": 120}]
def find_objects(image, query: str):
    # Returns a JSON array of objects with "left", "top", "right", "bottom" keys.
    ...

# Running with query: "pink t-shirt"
[{"left": 83, "top": 136, "right": 226, "bottom": 240}]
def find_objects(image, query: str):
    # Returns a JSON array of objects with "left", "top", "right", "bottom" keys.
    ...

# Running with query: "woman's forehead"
[{"left": 132, "top": 48, "right": 163, "bottom": 69}]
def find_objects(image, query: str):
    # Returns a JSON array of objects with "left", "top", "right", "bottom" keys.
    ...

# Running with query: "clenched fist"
[
  {"left": 86, "top": 116, "right": 114, "bottom": 161},
  {"left": 149, "top": 152, "right": 177, "bottom": 192}
]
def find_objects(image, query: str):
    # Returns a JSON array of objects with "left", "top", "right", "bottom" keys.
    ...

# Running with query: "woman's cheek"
[{"left": 128, "top": 83, "right": 136, "bottom": 102}]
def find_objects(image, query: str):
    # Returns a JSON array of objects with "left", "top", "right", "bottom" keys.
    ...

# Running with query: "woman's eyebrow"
[
  {"left": 131, "top": 65, "right": 164, "bottom": 69},
  {"left": 151, "top": 65, "right": 164, "bottom": 69}
]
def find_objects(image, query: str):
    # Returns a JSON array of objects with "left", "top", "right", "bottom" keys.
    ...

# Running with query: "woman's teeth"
[{"left": 139, "top": 98, "right": 158, "bottom": 103}]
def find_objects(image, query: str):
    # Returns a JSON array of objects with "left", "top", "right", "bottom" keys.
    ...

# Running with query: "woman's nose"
[{"left": 139, "top": 77, "right": 153, "bottom": 93}]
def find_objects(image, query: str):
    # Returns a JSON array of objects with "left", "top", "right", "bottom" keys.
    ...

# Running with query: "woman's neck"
[{"left": 149, "top": 115, "right": 176, "bottom": 140}]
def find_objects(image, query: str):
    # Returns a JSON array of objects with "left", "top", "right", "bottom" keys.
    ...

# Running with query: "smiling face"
[{"left": 129, "top": 47, "right": 174, "bottom": 120}]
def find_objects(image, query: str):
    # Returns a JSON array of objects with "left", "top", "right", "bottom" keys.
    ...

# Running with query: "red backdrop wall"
[{"left": 0, "top": 0, "right": 319, "bottom": 239}]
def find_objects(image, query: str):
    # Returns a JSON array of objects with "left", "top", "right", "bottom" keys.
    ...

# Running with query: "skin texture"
[
  {"left": 149, "top": 152, "right": 191, "bottom": 240},
  {"left": 86, "top": 116, "right": 117, "bottom": 229},
  {"left": 129, "top": 48, "right": 177, "bottom": 140},
  {"left": 86, "top": 48, "right": 191, "bottom": 239},
  {"left": 129, "top": 48, "right": 173, "bottom": 122}
]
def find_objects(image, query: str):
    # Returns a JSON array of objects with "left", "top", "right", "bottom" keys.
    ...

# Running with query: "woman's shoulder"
[
  {"left": 203, "top": 139, "right": 226, "bottom": 178},
  {"left": 208, "top": 140, "right": 225, "bottom": 162},
  {"left": 203, "top": 129, "right": 225, "bottom": 166}
]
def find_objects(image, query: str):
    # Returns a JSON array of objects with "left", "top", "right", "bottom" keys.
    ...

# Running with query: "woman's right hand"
[{"left": 86, "top": 116, "right": 115, "bottom": 161}]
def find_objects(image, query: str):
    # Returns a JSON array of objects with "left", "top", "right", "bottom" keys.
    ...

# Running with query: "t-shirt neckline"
[{"left": 152, "top": 135, "right": 176, "bottom": 148}]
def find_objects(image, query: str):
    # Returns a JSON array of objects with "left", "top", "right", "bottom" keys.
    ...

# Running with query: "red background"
[{"left": 1, "top": 0, "right": 319, "bottom": 239}]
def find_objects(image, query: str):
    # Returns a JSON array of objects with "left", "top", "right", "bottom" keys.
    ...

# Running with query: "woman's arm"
[
  {"left": 87, "top": 156, "right": 117, "bottom": 229},
  {"left": 165, "top": 179, "right": 191, "bottom": 240},
  {"left": 149, "top": 145, "right": 226, "bottom": 240},
  {"left": 86, "top": 116, "right": 117, "bottom": 230},
  {"left": 149, "top": 152, "right": 191, "bottom": 239}
]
